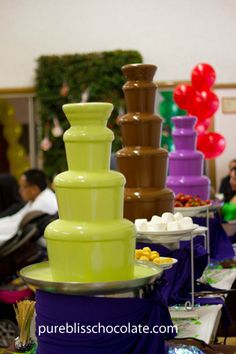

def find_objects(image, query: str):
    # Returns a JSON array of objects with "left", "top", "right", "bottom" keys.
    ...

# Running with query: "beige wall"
[
  {"left": 1, "top": 0, "right": 236, "bottom": 182},
  {"left": 0, "top": 0, "right": 236, "bottom": 87},
  {"left": 215, "top": 88, "right": 236, "bottom": 191}
]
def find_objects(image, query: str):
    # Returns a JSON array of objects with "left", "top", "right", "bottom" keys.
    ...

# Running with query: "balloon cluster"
[
  {"left": 0, "top": 99, "right": 30, "bottom": 178},
  {"left": 173, "top": 63, "right": 225, "bottom": 159}
]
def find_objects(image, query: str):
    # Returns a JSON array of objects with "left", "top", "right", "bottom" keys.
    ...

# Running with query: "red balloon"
[
  {"left": 188, "top": 90, "right": 219, "bottom": 119},
  {"left": 197, "top": 132, "right": 226, "bottom": 159},
  {"left": 191, "top": 63, "right": 216, "bottom": 90},
  {"left": 173, "top": 84, "right": 195, "bottom": 110},
  {"left": 194, "top": 117, "right": 211, "bottom": 135}
]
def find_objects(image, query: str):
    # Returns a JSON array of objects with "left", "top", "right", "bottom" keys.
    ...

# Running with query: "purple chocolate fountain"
[{"left": 167, "top": 116, "right": 210, "bottom": 199}]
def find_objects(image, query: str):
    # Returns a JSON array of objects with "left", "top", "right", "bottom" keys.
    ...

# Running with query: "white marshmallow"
[
  {"left": 150, "top": 222, "right": 167, "bottom": 231},
  {"left": 161, "top": 212, "right": 175, "bottom": 223},
  {"left": 174, "top": 212, "right": 184, "bottom": 221},
  {"left": 135, "top": 219, "right": 148, "bottom": 230},
  {"left": 147, "top": 222, "right": 158, "bottom": 232},
  {"left": 150, "top": 215, "right": 162, "bottom": 223},
  {"left": 182, "top": 216, "right": 193, "bottom": 224},
  {"left": 178, "top": 217, "right": 193, "bottom": 230},
  {"left": 167, "top": 221, "right": 180, "bottom": 231},
  {"left": 138, "top": 222, "right": 149, "bottom": 232}
]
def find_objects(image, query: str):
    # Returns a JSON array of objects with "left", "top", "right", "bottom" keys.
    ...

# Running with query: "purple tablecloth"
[
  {"left": 192, "top": 213, "right": 234, "bottom": 261},
  {"left": 136, "top": 240, "right": 208, "bottom": 305},
  {"left": 35, "top": 289, "right": 176, "bottom": 354},
  {"left": 136, "top": 241, "right": 231, "bottom": 329}
]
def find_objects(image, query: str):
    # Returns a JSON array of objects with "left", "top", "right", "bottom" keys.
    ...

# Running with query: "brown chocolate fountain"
[{"left": 116, "top": 64, "right": 174, "bottom": 221}]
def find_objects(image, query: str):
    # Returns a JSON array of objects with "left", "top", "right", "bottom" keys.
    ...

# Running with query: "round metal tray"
[{"left": 20, "top": 261, "right": 163, "bottom": 296}]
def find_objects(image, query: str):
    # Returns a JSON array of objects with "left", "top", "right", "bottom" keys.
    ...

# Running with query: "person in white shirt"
[{"left": 0, "top": 169, "right": 58, "bottom": 245}]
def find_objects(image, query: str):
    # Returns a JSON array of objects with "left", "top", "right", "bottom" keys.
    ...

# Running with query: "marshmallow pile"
[{"left": 135, "top": 212, "right": 194, "bottom": 232}]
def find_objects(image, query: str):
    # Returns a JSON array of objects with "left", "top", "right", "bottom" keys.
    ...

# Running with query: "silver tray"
[{"left": 20, "top": 261, "right": 163, "bottom": 296}]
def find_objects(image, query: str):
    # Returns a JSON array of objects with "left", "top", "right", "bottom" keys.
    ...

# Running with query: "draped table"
[{"left": 35, "top": 289, "right": 176, "bottom": 354}]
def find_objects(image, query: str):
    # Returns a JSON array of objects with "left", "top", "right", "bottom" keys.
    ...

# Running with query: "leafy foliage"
[{"left": 35, "top": 50, "right": 143, "bottom": 179}]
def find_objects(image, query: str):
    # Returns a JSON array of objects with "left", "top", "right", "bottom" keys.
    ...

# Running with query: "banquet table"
[{"left": 168, "top": 267, "right": 236, "bottom": 344}]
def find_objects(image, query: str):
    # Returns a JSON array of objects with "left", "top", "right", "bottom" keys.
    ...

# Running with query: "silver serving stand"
[
  {"left": 137, "top": 223, "right": 208, "bottom": 311},
  {"left": 20, "top": 261, "right": 164, "bottom": 298},
  {"left": 174, "top": 204, "right": 211, "bottom": 264}
]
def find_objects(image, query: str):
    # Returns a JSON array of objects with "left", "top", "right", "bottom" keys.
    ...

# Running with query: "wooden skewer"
[{"left": 13, "top": 300, "right": 35, "bottom": 347}]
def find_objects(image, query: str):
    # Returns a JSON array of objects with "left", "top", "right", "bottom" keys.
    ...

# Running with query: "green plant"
[{"left": 35, "top": 50, "right": 142, "bottom": 179}]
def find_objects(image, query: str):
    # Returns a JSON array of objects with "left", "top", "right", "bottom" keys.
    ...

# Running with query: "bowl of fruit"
[
  {"left": 135, "top": 247, "right": 178, "bottom": 270},
  {"left": 174, "top": 193, "right": 211, "bottom": 217}
]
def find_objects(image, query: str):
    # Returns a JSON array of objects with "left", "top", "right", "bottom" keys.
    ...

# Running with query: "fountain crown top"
[{"left": 122, "top": 64, "right": 157, "bottom": 81}]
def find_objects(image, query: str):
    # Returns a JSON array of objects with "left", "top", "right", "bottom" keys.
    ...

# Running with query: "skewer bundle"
[{"left": 13, "top": 300, "right": 35, "bottom": 351}]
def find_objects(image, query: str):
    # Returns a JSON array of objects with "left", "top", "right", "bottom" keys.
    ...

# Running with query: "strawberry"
[
  {"left": 175, "top": 193, "right": 184, "bottom": 201},
  {"left": 175, "top": 201, "right": 184, "bottom": 207}
]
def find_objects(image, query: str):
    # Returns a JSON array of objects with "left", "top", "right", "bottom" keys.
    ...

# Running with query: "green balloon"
[
  {"left": 161, "top": 133, "right": 174, "bottom": 152},
  {"left": 160, "top": 91, "right": 173, "bottom": 100},
  {"left": 162, "top": 116, "right": 174, "bottom": 127},
  {"left": 158, "top": 90, "right": 187, "bottom": 130},
  {"left": 159, "top": 101, "right": 179, "bottom": 119},
  {"left": 177, "top": 107, "right": 187, "bottom": 116}
]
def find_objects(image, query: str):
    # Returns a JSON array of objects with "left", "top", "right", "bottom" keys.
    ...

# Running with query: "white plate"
[
  {"left": 137, "top": 224, "right": 198, "bottom": 236},
  {"left": 136, "top": 224, "right": 199, "bottom": 244},
  {"left": 191, "top": 226, "right": 208, "bottom": 236},
  {"left": 174, "top": 204, "right": 211, "bottom": 217},
  {"left": 136, "top": 258, "right": 178, "bottom": 270},
  {"left": 137, "top": 233, "right": 182, "bottom": 244}
]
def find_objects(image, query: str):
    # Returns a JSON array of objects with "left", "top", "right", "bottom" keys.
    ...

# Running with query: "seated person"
[
  {"left": 221, "top": 166, "right": 236, "bottom": 221},
  {"left": 0, "top": 174, "right": 25, "bottom": 217},
  {"left": 219, "top": 158, "right": 236, "bottom": 201},
  {"left": 0, "top": 168, "right": 58, "bottom": 246},
  {"left": 110, "top": 152, "right": 117, "bottom": 171}
]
